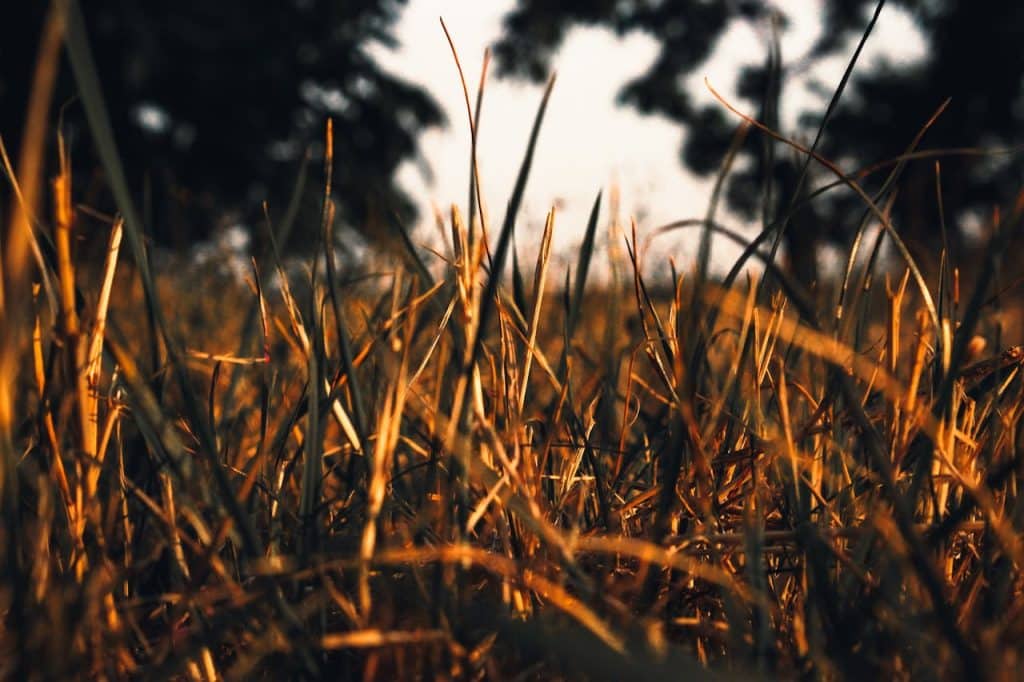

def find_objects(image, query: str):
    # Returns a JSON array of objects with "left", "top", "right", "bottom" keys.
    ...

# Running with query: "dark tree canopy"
[
  {"left": 0, "top": 0, "right": 444, "bottom": 251},
  {"left": 495, "top": 0, "right": 1024, "bottom": 282}
]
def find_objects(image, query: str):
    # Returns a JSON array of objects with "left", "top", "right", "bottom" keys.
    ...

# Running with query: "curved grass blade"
[
  {"left": 763, "top": 0, "right": 887, "bottom": 275},
  {"left": 708, "top": 80, "right": 939, "bottom": 335},
  {"left": 836, "top": 99, "right": 951, "bottom": 338},
  {"left": 439, "top": 19, "right": 490, "bottom": 252}
]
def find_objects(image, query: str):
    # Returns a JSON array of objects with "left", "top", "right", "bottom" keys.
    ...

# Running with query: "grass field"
[{"left": 4, "top": 9, "right": 1024, "bottom": 682}]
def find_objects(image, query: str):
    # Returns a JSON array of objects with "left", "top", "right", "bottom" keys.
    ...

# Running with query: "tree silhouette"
[
  {"left": 494, "top": 0, "right": 1024, "bottom": 285},
  {"left": 0, "top": 0, "right": 444, "bottom": 252}
]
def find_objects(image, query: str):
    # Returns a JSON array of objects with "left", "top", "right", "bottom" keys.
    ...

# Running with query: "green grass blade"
[
  {"left": 64, "top": 0, "right": 157, "bottom": 318},
  {"left": 300, "top": 291, "right": 325, "bottom": 563},
  {"left": 387, "top": 210, "right": 435, "bottom": 292},
  {"left": 511, "top": 235, "right": 529, "bottom": 327},
  {"left": 567, "top": 191, "right": 601, "bottom": 341},
  {"left": 465, "top": 75, "right": 556, "bottom": 377}
]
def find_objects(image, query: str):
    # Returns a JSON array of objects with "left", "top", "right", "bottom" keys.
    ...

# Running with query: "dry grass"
[
  {"left": 3, "top": 164, "right": 1024, "bottom": 679},
  {"left": 3, "top": 6, "right": 1024, "bottom": 680}
]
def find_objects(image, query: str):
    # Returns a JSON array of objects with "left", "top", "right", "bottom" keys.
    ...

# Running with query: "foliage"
[
  {"left": 495, "top": 0, "right": 1024, "bottom": 280},
  {"left": 0, "top": 0, "right": 443, "bottom": 249}
]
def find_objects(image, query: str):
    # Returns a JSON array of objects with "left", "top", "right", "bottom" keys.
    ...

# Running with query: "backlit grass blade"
[
  {"left": 566, "top": 191, "right": 601, "bottom": 341},
  {"left": 318, "top": 121, "right": 367, "bottom": 457},
  {"left": 464, "top": 74, "right": 556, "bottom": 380},
  {"left": 709, "top": 80, "right": 939, "bottom": 336},
  {"left": 387, "top": 210, "right": 435, "bottom": 293},
  {"left": 762, "top": 0, "right": 887, "bottom": 278},
  {"left": 837, "top": 99, "right": 950, "bottom": 338},
  {"left": 440, "top": 19, "right": 490, "bottom": 251},
  {"left": 511, "top": 235, "right": 529, "bottom": 326}
]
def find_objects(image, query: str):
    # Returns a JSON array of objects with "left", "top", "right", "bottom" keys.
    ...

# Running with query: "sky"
[{"left": 369, "top": 1, "right": 927, "bottom": 278}]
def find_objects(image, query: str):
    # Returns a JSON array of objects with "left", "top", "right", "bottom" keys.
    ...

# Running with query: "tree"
[
  {"left": 494, "top": 0, "right": 1024, "bottom": 285},
  {"left": 0, "top": 0, "right": 444, "bottom": 252}
]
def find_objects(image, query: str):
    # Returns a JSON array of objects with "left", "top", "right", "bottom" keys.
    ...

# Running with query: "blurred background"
[{"left": 1, "top": 0, "right": 1022, "bottom": 283}]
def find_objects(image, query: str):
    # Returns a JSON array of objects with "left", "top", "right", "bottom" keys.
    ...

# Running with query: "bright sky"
[{"left": 371, "top": 1, "right": 926, "bottom": 277}]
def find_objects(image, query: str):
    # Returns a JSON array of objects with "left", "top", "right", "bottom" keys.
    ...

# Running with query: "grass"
[{"left": 3, "top": 3, "right": 1024, "bottom": 680}]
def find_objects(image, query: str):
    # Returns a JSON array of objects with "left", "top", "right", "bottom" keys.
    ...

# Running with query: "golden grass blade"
[
  {"left": 518, "top": 208, "right": 555, "bottom": 413},
  {"left": 319, "top": 629, "right": 448, "bottom": 650},
  {"left": 1, "top": 0, "right": 65, "bottom": 314},
  {"left": 82, "top": 218, "right": 122, "bottom": 498}
]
